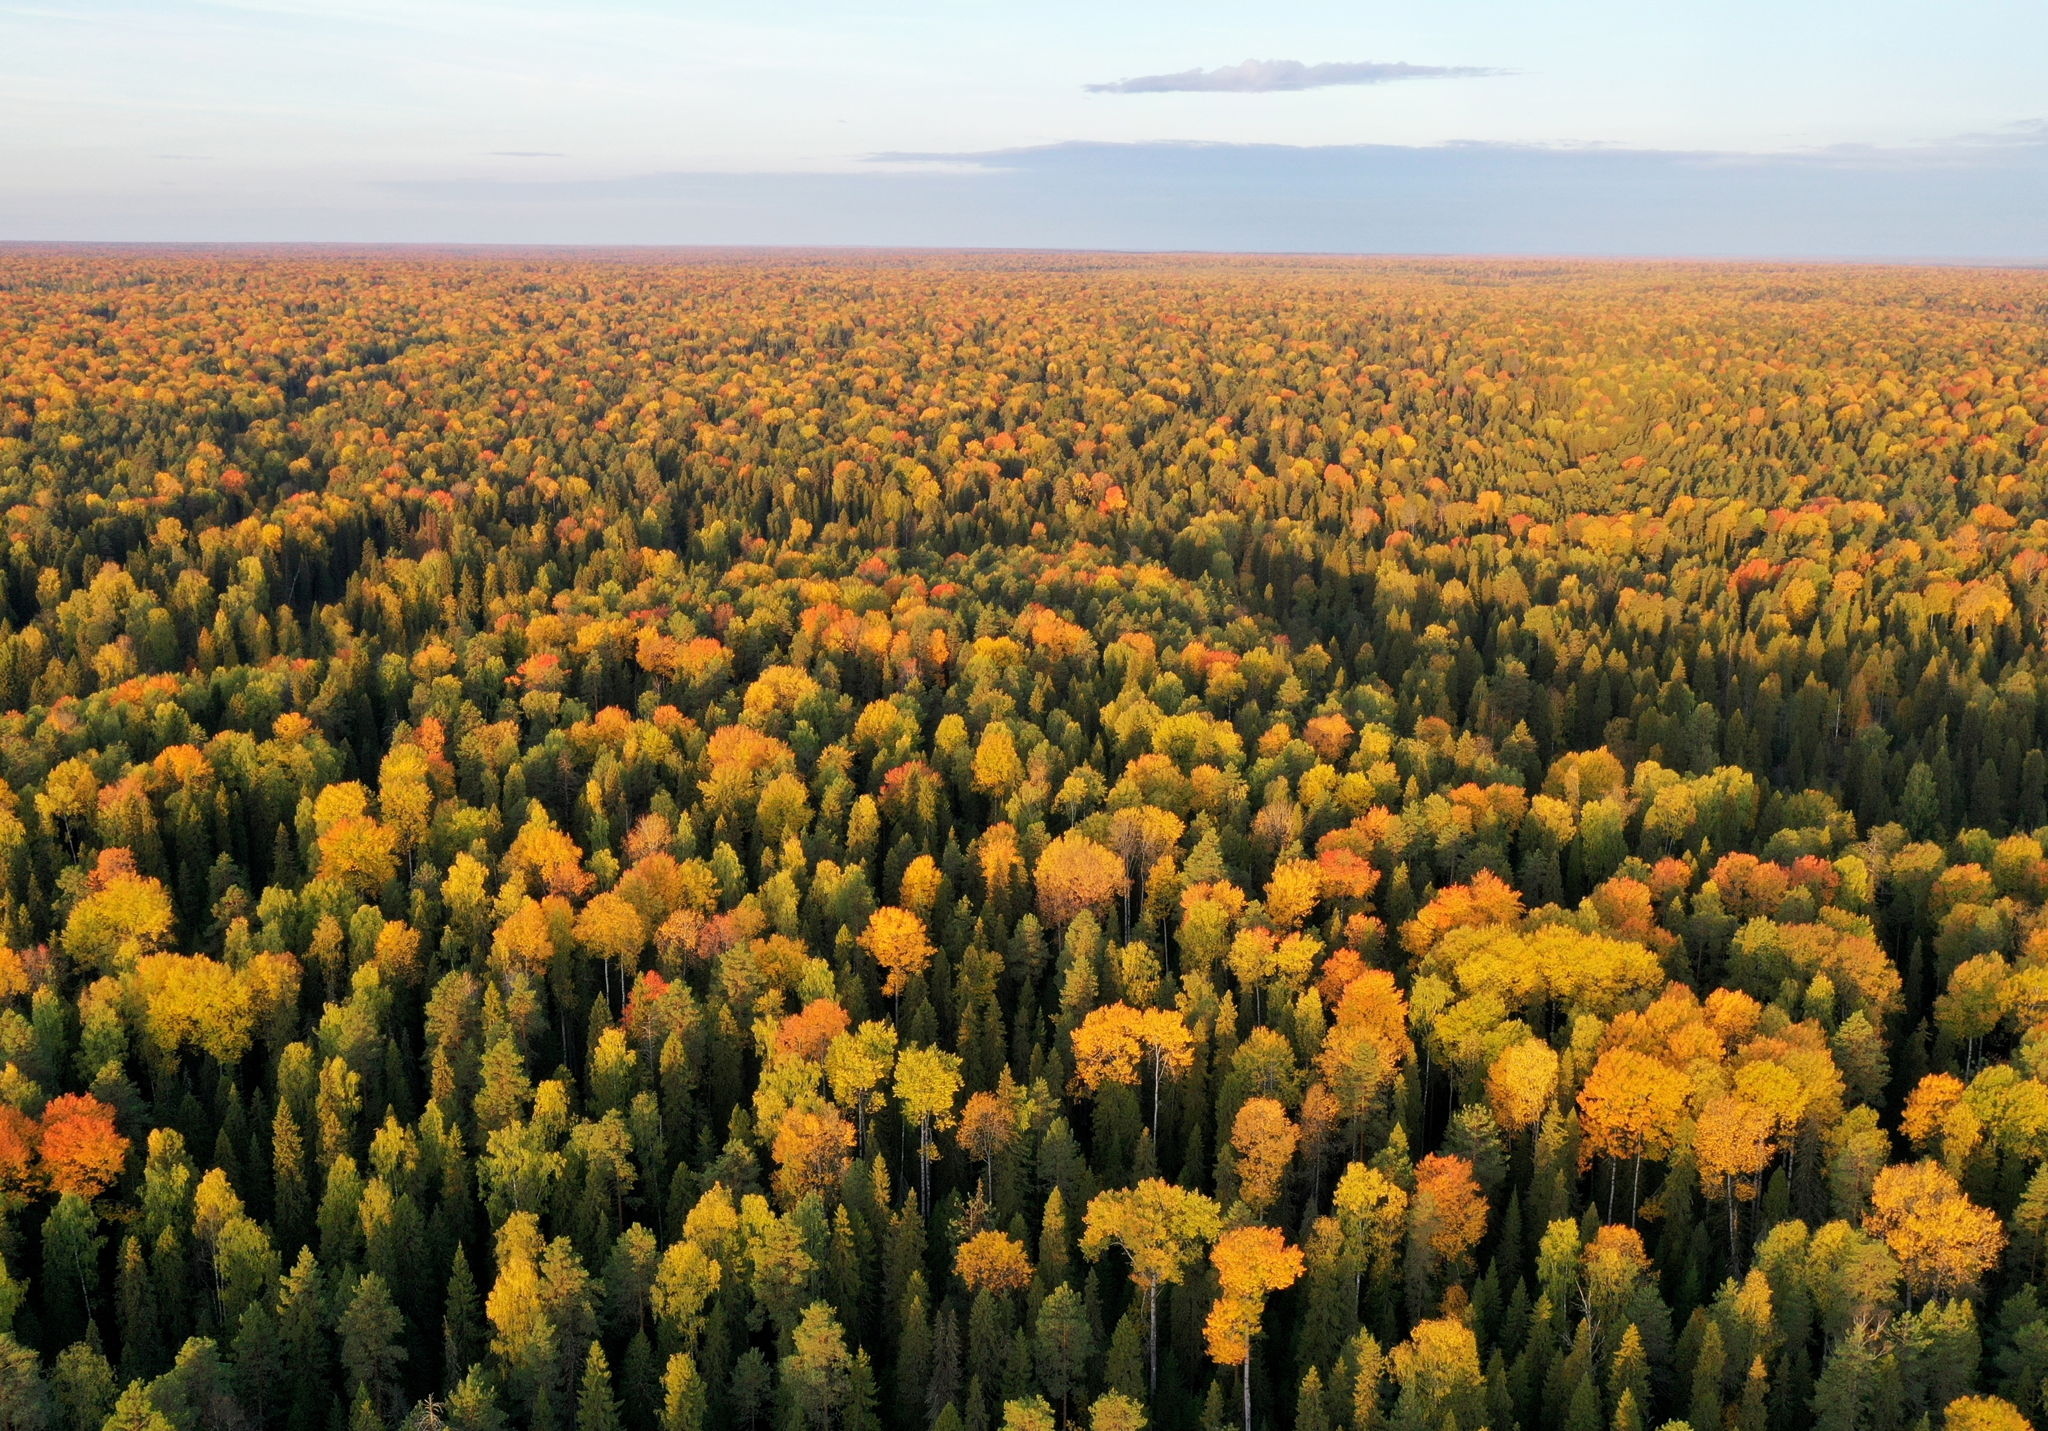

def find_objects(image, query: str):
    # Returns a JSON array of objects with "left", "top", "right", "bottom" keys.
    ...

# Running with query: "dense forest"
[{"left": 0, "top": 248, "right": 2045, "bottom": 1431}]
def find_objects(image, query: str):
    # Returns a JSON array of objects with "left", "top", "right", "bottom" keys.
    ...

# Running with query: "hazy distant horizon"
[{"left": 6, "top": 242, "right": 2047, "bottom": 269}]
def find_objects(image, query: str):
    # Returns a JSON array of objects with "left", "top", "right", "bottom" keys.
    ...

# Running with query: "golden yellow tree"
[
  {"left": 1944, "top": 1398, "right": 2033, "bottom": 1431},
  {"left": 1333, "top": 1161, "right": 1408, "bottom": 1313},
  {"left": 1070, "top": 1001, "right": 1191, "bottom": 1136},
  {"left": 1264, "top": 860, "right": 1323, "bottom": 930},
  {"left": 1081, "top": 1178, "right": 1222, "bottom": 1393},
  {"left": 1228, "top": 1097, "right": 1299, "bottom": 1216},
  {"left": 957, "top": 1229, "right": 1034, "bottom": 1295},
  {"left": 972, "top": 721, "right": 1025, "bottom": 800},
  {"left": 959, "top": 1084, "right": 1020, "bottom": 1197},
  {"left": 860, "top": 906, "right": 934, "bottom": 1004},
  {"left": 1694, "top": 1094, "right": 1778, "bottom": 1269},
  {"left": 1486, "top": 1038, "right": 1560, "bottom": 1137},
  {"left": 1864, "top": 1160, "right": 2006, "bottom": 1304},
  {"left": 769, "top": 1100, "right": 856, "bottom": 1207},
  {"left": 1071, "top": 1003, "right": 1146, "bottom": 1093},
  {"left": 1409, "top": 1153, "right": 1488, "bottom": 1287},
  {"left": 893, "top": 1043, "right": 961, "bottom": 1212},
  {"left": 1205, "top": 1225, "right": 1304, "bottom": 1431},
  {"left": 1035, "top": 832, "right": 1129, "bottom": 932},
  {"left": 1576, "top": 1046, "right": 1689, "bottom": 1223}
]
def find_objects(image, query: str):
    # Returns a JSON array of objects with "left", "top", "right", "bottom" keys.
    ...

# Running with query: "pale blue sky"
[{"left": 4, "top": 0, "right": 2045, "bottom": 254}]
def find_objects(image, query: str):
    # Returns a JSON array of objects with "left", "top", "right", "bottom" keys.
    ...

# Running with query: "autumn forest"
[{"left": 0, "top": 249, "right": 2045, "bottom": 1431}]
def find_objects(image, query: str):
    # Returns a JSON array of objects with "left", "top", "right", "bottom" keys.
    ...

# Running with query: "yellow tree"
[
  {"left": 491, "top": 896, "right": 562, "bottom": 988},
  {"left": 1318, "top": 970, "right": 1411, "bottom": 1141},
  {"left": 957, "top": 1229, "right": 1034, "bottom": 1296},
  {"left": 1205, "top": 1226, "right": 1305, "bottom": 1431},
  {"left": 1694, "top": 1094, "right": 1778, "bottom": 1270},
  {"left": 1229, "top": 1098, "right": 1299, "bottom": 1216},
  {"left": 317, "top": 811, "right": 399, "bottom": 896},
  {"left": 1576, "top": 1047, "right": 1689, "bottom": 1223},
  {"left": 770, "top": 1100, "right": 856, "bottom": 1208},
  {"left": 377, "top": 742, "right": 434, "bottom": 868},
  {"left": 505, "top": 805, "right": 594, "bottom": 899},
  {"left": 973, "top": 722, "right": 1025, "bottom": 800},
  {"left": 860, "top": 906, "right": 934, "bottom": 1007},
  {"left": 1389, "top": 1317, "right": 1486, "bottom": 1431},
  {"left": 1409, "top": 1154, "right": 1488, "bottom": 1299},
  {"left": 1088, "top": 1392, "right": 1148, "bottom": 1431},
  {"left": 62, "top": 855, "right": 176, "bottom": 974},
  {"left": 1944, "top": 1398, "right": 2033, "bottom": 1431},
  {"left": 1081, "top": 1178, "right": 1222, "bottom": 1394},
  {"left": 1035, "top": 832, "right": 1129, "bottom": 933},
  {"left": 1071, "top": 1002, "right": 1193, "bottom": 1135},
  {"left": 651, "top": 1240, "right": 722, "bottom": 1349},
  {"left": 1486, "top": 1038, "right": 1560, "bottom": 1139},
  {"left": 574, "top": 890, "right": 647, "bottom": 1008},
  {"left": 1071, "top": 1003, "right": 1146, "bottom": 1095},
  {"left": 893, "top": 1044, "right": 962, "bottom": 1212},
  {"left": 1864, "top": 1160, "right": 2006, "bottom": 1305},
  {"left": 824, "top": 1021, "right": 898, "bottom": 1153},
  {"left": 959, "top": 1086, "right": 1020, "bottom": 1199},
  {"left": 1333, "top": 1162, "right": 1408, "bottom": 1314},
  {"left": 1135, "top": 1008, "right": 1195, "bottom": 1135},
  {"left": 1264, "top": 860, "right": 1323, "bottom": 931}
]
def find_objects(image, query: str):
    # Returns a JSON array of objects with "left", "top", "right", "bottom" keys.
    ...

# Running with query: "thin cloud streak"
[{"left": 1086, "top": 58, "right": 1510, "bottom": 94}]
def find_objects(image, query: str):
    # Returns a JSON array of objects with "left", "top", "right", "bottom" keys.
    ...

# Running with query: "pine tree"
[
  {"left": 576, "top": 1343, "right": 621, "bottom": 1431},
  {"left": 1733, "top": 1357, "right": 1769, "bottom": 1431},
  {"left": 443, "top": 1249, "right": 485, "bottom": 1391},
  {"left": 1611, "top": 1325, "right": 1653, "bottom": 1422},
  {"left": 1298, "top": 1368, "right": 1332, "bottom": 1431},
  {"left": 897, "top": 1289, "right": 934, "bottom": 1429},
  {"left": 1690, "top": 1322, "right": 1727, "bottom": 1431},
  {"left": 1106, "top": 1306, "right": 1147, "bottom": 1402},
  {"left": 1035, "top": 1285, "right": 1091, "bottom": 1425},
  {"left": 446, "top": 1367, "right": 507, "bottom": 1431},
  {"left": 101, "top": 1382, "right": 173, "bottom": 1431}
]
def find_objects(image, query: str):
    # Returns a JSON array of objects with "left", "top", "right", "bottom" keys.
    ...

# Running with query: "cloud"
[
  {"left": 1085, "top": 58, "right": 1509, "bottom": 95},
  {"left": 488, "top": 150, "right": 567, "bottom": 158},
  {"left": 1952, "top": 117, "right": 2048, "bottom": 147}
]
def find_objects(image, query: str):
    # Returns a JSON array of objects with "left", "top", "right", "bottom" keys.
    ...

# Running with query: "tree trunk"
[
  {"left": 1148, "top": 1286, "right": 1159, "bottom": 1396},
  {"left": 920, "top": 1121, "right": 932, "bottom": 1211},
  {"left": 1151, "top": 1046, "right": 1162, "bottom": 1135},
  {"left": 1725, "top": 1176, "right": 1740, "bottom": 1271}
]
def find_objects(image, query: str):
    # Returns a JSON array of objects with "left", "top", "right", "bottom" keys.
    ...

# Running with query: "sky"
[{"left": 3, "top": 0, "right": 2046, "bottom": 257}]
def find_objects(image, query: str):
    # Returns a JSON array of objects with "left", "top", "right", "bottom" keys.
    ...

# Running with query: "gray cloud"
[
  {"left": 1953, "top": 117, "right": 2048, "bottom": 146},
  {"left": 1086, "top": 58, "right": 1509, "bottom": 94},
  {"left": 488, "top": 150, "right": 567, "bottom": 158}
]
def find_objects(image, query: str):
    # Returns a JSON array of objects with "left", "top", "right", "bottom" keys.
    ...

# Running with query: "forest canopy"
[{"left": 0, "top": 249, "right": 2044, "bottom": 1431}]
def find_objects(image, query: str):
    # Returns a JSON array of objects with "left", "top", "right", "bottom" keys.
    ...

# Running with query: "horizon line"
[{"left": 3, "top": 239, "right": 2046, "bottom": 270}]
